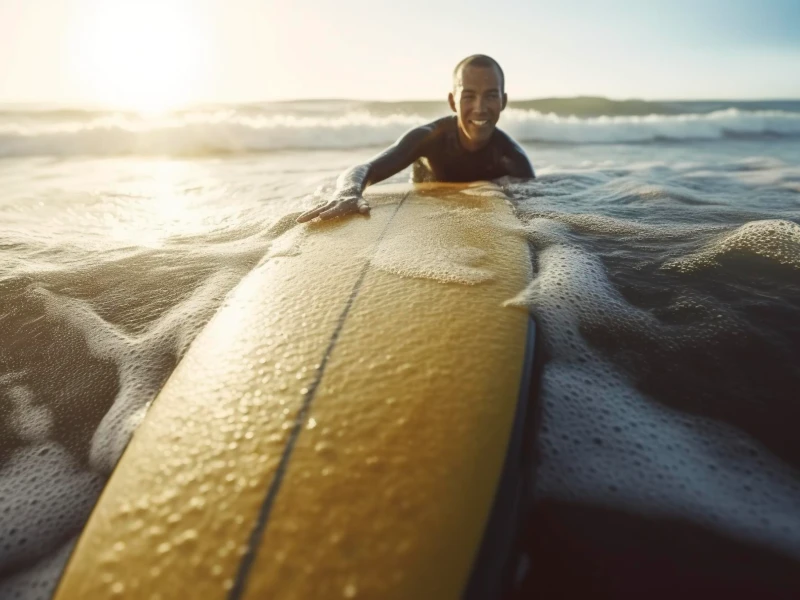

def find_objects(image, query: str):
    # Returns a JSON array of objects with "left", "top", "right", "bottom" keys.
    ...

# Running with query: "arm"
[
  {"left": 296, "top": 125, "right": 433, "bottom": 223},
  {"left": 502, "top": 138, "right": 536, "bottom": 179}
]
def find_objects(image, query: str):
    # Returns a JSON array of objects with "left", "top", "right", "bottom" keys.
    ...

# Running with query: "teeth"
[{"left": 472, "top": 120, "right": 488, "bottom": 126}]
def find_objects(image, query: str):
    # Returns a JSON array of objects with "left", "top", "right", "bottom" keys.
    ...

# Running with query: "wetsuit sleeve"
[
  {"left": 502, "top": 137, "right": 536, "bottom": 179},
  {"left": 335, "top": 125, "right": 433, "bottom": 196}
]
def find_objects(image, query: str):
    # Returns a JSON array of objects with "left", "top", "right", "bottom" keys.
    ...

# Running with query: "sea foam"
[{"left": 506, "top": 217, "right": 800, "bottom": 560}]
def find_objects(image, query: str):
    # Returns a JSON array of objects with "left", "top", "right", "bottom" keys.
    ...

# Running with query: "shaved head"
[{"left": 452, "top": 54, "right": 505, "bottom": 93}]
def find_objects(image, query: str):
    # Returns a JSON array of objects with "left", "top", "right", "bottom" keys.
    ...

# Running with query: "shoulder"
[
  {"left": 391, "top": 118, "right": 430, "bottom": 140},
  {"left": 430, "top": 115, "right": 457, "bottom": 131},
  {"left": 393, "top": 116, "right": 452, "bottom": 150},
  {"left": 410, "top": 116, "right": 453, "bottom": 139}
]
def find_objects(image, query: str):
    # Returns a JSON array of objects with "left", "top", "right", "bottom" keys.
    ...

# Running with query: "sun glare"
[{"left": 69, "top": 0, "right": 207, "bottom": 113}]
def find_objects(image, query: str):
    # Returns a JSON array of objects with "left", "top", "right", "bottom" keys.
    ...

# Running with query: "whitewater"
[{"left": 2, "top": 99, "right": 800, "bottom": 157}]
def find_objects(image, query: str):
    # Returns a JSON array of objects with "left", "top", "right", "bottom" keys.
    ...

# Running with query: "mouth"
[{"left": 469, "top": 119, "right": 491, "bottom": 128}]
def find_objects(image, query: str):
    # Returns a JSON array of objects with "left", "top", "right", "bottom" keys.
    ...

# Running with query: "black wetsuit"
[
  {"left": 337, "top": 116, "right": 534, "bottom": 197},
  {"left": 410, "top": 116, "right": 535, "bottom": 182}
]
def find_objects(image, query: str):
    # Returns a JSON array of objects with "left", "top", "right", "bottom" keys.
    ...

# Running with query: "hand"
[{"left": 296, "top": 195, "right": 370, "bottom": 223}]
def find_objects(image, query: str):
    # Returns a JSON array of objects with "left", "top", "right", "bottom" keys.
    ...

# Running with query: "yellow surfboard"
[{"left": 54, "top": 182, "right": 537, "bottom": 600}]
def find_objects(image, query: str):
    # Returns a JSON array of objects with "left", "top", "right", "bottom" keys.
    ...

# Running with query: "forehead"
[{"left": 455, "top": 65, "right": 502, "bottom": 91}]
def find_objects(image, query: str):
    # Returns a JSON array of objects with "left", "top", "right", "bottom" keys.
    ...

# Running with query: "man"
[{"left": 296, "top": 54, "right": 535, "bottom": 223}]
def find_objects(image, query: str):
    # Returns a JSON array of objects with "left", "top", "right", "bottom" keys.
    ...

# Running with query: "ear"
[
  {"left": 448, "top": 92, "right": 457, "bottom": 113},
  {"left": 501, "top": 92, "right": 508, "bottom": 111}
]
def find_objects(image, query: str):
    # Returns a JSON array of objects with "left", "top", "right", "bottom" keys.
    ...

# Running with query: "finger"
[
  {"left": 318, "top": 203, "right": 356, "bottom": 221},
  {"left": 296, "top": 201, "right": 334, "bottom": 223},
  {"left": 357, "top": 198, "right": 370, "bottom": 215},
  {"left": 296, "top": 205, "right": 328, "bottom": 223}
]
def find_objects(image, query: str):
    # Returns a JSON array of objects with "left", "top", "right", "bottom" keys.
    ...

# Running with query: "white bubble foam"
[
  {"left": 0, "top": 444, "right": 103, "bottom": 574},
  {"left": 664, "top": 219, "right": 800, "bottom": 273},
  {"left": 0, "top": 538, "right": 76, "bottom": 600},
  {"left": 28, "top": 268, "right": 244, "bottom": 474},
  {"left": 370, "top": 204, "right": 524, "bottom": 285},
  {"left": 372, "top": 238, "right": 493, "bottom": 285},
  {"left": 7, "top": 386, "right": 53, "bottom": 443},
  {"left": 509, "top": 219, "right": 800, "bottom": 558}
]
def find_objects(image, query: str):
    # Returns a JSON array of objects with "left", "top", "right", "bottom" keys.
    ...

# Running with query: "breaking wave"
[{"left": 1, "top": 107, "right": 799, "bottom": 157}]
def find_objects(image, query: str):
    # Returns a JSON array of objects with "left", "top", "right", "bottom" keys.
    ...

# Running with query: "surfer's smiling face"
[{"left": 449, "top": 65, "right": 507, "bottom": 151}]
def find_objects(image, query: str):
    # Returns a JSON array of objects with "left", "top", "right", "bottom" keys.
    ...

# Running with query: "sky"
[{"left": 1, "top": 0, "right": 798, "bottom": 109}]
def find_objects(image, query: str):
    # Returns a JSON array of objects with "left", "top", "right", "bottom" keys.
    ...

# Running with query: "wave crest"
[{"left": 1, "top": 108, "right": 799, "bottom": 157}]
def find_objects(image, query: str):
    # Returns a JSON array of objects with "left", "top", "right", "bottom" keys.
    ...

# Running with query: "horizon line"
[{"left": 1, "top": 95, "right": 799, "bottom": 110}]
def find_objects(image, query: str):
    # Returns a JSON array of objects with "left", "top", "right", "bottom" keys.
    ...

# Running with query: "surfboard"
[{"left": 54, "top": 182, "right": 537, "bottom": 600}]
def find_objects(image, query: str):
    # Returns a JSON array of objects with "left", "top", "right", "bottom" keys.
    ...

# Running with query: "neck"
[{"left": 456, "top": 120, "right": 491, "bottom": 152}]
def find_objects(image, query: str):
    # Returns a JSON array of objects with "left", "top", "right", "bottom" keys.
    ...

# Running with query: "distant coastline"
[
  {"left": 1, "top": 97, "right": 799, "bottom": 118},
  {"left": 512, "top": 97, "right": 800, "bottom": 117},
  {"left": 259, "top": 97, "right": 800, "bottom": 118}
]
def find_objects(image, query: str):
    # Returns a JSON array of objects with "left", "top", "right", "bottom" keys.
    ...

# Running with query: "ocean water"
[{"left": 1, "top": 100, "right": 799, "bottom": 598}]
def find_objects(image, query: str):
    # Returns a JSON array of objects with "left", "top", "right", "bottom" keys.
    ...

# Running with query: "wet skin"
[
  {"left": 450, "top": 64, "right": 507, "bottom": 152},
  {"left": 296, "top": 65, "right": 534, "bottom": 223}
]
